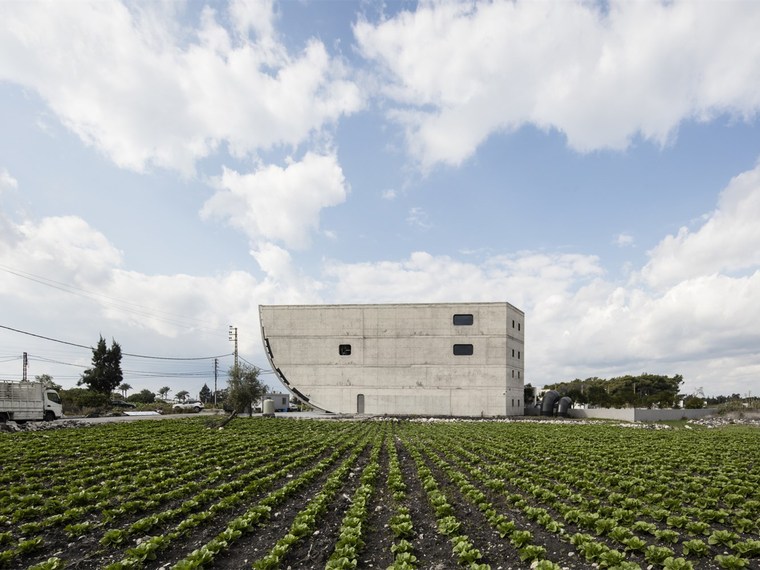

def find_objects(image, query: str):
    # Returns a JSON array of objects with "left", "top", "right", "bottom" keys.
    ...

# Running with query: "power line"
[
  {"left": 1, "top": 323, "right": 234, "bottom": 362},
  {"left": 0, "top": 264, "right": 225, "bottom": 335}
]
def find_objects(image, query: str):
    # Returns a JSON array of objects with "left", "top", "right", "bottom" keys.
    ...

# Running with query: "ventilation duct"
[
  {"left": 558, "top": 396, "right": 573, "bottom": 417},
  {"left": 540, "top": 390, "right": 561, "bottom": 416}
]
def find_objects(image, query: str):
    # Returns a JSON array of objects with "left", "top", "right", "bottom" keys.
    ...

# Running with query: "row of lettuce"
[{"left": 0, "top": 418, "right": 758, "bottom": 569}]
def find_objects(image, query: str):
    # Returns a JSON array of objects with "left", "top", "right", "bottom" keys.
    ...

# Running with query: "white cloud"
[
  {"left": 0, "top": 168, "right": 18, "bottom": 191},
  {"left": 201, "top": 152, "right": 349, "bottom": 250},
  {"left": 355, "top": 0, "right": 760, "bottom": 169},
  {"left": 0, "top": 1, "right": 362, "bottom": 175},
  {"left": 406, "top": 207, "right": 432, "bottom": 230},
  {"left": 614, "top": 233, "right": 634, "bottom": 247},
  {"left": 641, "top": 161, "right": 760, "bottom": 289},
  {"left": 381, "top": 188, "right": 397, "bottom": 200}
]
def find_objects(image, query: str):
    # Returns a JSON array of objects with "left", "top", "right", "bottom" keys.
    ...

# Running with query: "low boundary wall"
[{"left": 568, "top": 407, "right": 714, "bottom": 422}]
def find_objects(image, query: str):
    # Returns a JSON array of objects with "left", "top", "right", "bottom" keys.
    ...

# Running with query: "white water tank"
[{"left": 262, "top": 398, "right": 275, "bottom": 416}]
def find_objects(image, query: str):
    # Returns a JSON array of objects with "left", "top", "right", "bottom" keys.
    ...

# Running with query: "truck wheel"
[
  {"left": 193, "top": 406, "right": 201, "bottom": 413},
  {"left": 44, "top": 411, "right": 55, "bottom": 422}
]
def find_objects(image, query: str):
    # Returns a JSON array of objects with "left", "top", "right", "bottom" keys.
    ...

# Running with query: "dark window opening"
[
  {"left": 518, "top": 351, "right": 521, "bottom": 359},
  {"left": 339, "top": 344, "right": 352, "bottom": 356},
  {"left": 453, "top": 314, "right": 474, "bottom": 326},
  {"left": 453, "top": 344, "right": 474, "bottom": 356},
  {"left": 512, "top": 398, "right": 515, "bottom": 407},
  {"left": 512, "top": 349, "right": 515, "bottom": 357},
  {"left": 518, "top": 323, "right": 521, "bottom": 331},
  {"left": 518, "top": 399, "right": 521, "bottom": 407},
  {"left": 512, "top": 319, "right": 515, "bottom": 328}
]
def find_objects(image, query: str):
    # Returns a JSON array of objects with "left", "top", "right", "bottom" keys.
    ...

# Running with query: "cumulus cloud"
[
  {"left": 641, "top": 161, "right": 760, "bottom": 289},
  {"left": 354, "top": 0, "right": 760, "bottom": 169},
  {"left": 201, "top": 152, "right": 349, "bottom": 250},
  {"left": 614, "top": 233, "right": 634, "bottom": 247},
  {"left": 0, "top": 1, "right": 362, "bottom": 175}
]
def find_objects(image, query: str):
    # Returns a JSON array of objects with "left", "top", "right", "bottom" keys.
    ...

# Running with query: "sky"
[{"left": 1, "top": 0, "right": 760, "bottom": 401}]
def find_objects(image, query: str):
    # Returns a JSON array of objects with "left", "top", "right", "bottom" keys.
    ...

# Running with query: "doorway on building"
[{"left": 357, "top": 393, "right": 365, "bottom": 414}]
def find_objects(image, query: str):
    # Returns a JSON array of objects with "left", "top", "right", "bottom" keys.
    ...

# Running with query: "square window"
[
  {"left": 453, "top": 314, "right": 474, "bottom": 325},
  {"left": 453, "top": 344, "right": 474, "bottom": 356},
  {"left": 339, "top": 344, "right": 351, "bottom": 356}
]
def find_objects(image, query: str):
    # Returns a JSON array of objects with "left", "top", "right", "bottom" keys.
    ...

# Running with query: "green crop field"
[{"left": 0, "top": 418, "right": 758, "bottom": 570}]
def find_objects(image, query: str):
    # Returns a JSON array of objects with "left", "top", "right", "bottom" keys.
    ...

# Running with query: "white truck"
[{"left": 0, "top": 381, "right": 63, "bottom": 422}]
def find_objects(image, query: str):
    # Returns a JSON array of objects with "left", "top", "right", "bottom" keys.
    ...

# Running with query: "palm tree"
[
  {"left": 118, "top": 383, "right": 132, "bottom": 398},
  {"left": 158, "top": 386, "right": 171, "bottom": 400},
  {"left": 175, "top": 390, "right": 189, "bottom": 402}
]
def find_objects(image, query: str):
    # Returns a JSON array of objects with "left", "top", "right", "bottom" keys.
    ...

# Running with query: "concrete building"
[{"left": 259, "top": 302, "right": 524, "bottom": 417}]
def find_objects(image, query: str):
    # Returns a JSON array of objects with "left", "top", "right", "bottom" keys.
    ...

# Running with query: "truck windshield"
[{"left": 47, "top": 392, "right": 61, "bottom": 404}]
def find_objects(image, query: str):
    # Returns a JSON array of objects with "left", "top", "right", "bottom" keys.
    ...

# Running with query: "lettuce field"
[{"left": 1, "top": 417, "right": 758, "bottom": 570}]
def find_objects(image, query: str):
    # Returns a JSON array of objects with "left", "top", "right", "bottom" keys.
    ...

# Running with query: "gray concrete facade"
[{"left": 259, "top": 302, "right": 524, "bottom": 417}]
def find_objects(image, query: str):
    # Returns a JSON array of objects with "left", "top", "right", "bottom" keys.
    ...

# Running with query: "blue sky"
[{"left": 1, "top": 0, "right": 760, "bottom": 400}]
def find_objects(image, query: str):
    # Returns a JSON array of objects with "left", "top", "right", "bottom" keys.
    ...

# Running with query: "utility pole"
[
  {"left": 229, "top": 326, "right": 238, "bottom": 369},
  {"left": 214, "top": 358, "right": 218, "bottom": 406},
  {"left": 22, "top": 352, "right": 28, "bottom": 382}
]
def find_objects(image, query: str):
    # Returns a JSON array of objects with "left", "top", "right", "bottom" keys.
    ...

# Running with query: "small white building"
[
  {"left": 259, "top": 302, "right": 525, "bottom": 417},
  {"left": 263, "top": 392, "right": 290, "bottom": 412}
]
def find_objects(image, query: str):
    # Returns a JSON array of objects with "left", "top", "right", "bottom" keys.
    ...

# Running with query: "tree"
[
  {"left": 118, "top": 383, "right": 132, "bottom": 398},
  {"left": 35, "top": 374, "right": 62, "bottom": 390},
  {"left": 127, "top": 389, "right": 156, "bottom": 404},
  {"left": 78, "top": 336, "right": 123, "bottom": 394},
  {"left": 175, "top": 390, "right": 189, "bottom": 402},
  {"left": 524, "top": 383, "right": 536, "bottom": 406},
  {"left": 227, "top": 363, "right": 265, "bottom": 417},
  {"left": 158, "top": 386, "right": 171, "bottom": 400},
  {"left": 199, "top": 383, "right": 212, "bottom": 404}
]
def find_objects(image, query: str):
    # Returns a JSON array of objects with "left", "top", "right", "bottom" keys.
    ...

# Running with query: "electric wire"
[
  {"left": 1, "top": 324, "right": 233, "bottom": 361},
  {"left": 0, "top": 264, "right": 227, "bottom": 335}
]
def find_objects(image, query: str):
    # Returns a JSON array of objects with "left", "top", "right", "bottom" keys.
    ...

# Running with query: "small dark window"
[
  {"left": 453, "top": 314, "right": 474, "bottom": 326},
  {"left": 512, "top": 398, "right": 515, "bottom": 407},
  {"left": 518, "top": 371, "right": 521, "bottom": 379},
  {"left": 453, "top": 344, "right": 474, "bottom": 356},
  {"left": 512, "top": 319, "right": 515, "bottom": 328},
  {"left": 518, "top": 323, "right": 521, "bottom": 331},
  {"left": 512, "top": 349, "right": 515, "bottom": 357},
  {"left": 339, "top": 344, "right": 351, "bottom": 356},
  {"left": 518, "top": 351, "right": 521, "bottom": 359},
  {"left": 512, "top": 370, "right": 515, "bottom": 378},
  {"left": 518, "top": 399, "right": 521, "bottom": 407}
]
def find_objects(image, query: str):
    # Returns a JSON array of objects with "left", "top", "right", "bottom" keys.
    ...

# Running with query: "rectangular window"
[
  {"left": 518, "top": 399, "right": 521, "bottom": 407},
  {"left": 518, "top": 371, "right": 521, "bottom": 378},
  {"left": 339, "top": 344, "right": 351, "bottom": 356},
  {"left": 453, "top": 314, "right": 474, "bottom": 325},
  {"left": 518, "top": 351, "right": 521, "bottom": 359},
  {"left": 512, "top": 319, "right": 515, "bottom": 328},
  {"left": 512, "top": 370, "right": 515, "bottom": 378},
  {"left": 512, "top": 349, "right": 515, "bottom": 357},
  {"left": 453, "top": 344, "right": 474, "bottom": 356},
  {"left": 518, "top": 323, "right": 521, "bottom": 331},
  {"left": 512, "top": 398, "right": 514, "bottom": 407}
]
